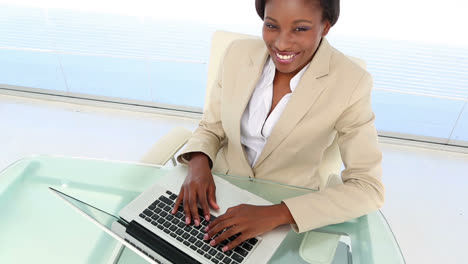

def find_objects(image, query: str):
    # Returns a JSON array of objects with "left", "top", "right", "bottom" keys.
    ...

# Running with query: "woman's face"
[{"left": 262, "top": 0, "right": 331, "bottom": 75}]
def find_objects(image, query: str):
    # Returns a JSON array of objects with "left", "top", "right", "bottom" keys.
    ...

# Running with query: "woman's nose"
[{"left": 275, "top": 31, "right": 293, "bottom": 51}]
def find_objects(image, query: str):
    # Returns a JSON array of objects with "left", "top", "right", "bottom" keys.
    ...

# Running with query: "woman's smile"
[{"left": 273, "top": 50, "right": 301, "bottom": 64}]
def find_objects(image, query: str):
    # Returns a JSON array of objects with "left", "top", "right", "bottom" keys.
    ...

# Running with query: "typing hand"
[
  {"left": 172, "top": 153, "right": 219, "bottom": 226},
  {"left": 203, "top": 203, "right": 294, "bottom": 251}
]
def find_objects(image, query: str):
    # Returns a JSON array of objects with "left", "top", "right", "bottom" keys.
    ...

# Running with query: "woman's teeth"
[{"left": 276, "top": 53, "right": 296, "bottom": 60}]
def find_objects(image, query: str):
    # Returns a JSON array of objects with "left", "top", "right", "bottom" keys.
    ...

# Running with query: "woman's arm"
[{"left": 282, "top": 71, "right": 385, "bottom": 233}]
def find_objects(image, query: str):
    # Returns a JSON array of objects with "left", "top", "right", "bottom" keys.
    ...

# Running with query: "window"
[{"left": 1, "top": 0, "right": 467, "bottom": 145}]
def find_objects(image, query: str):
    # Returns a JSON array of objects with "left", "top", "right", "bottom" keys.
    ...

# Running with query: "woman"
[{"left": 172, "top": 0, "right": 384, "bottom": 252}]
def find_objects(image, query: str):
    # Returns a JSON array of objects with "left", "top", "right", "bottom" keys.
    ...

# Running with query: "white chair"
[{"left": 143, "top": 30, "right": 368, "bottom": 264}]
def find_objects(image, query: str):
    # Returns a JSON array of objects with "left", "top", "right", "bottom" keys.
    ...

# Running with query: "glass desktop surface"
[{"left": 0, "top": 156, "right": 405, "bottom": 264}]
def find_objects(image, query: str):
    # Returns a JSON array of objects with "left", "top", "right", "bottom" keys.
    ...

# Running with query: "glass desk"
[{"left": 0, "top": 156, "right": 405, "bottom": 264}]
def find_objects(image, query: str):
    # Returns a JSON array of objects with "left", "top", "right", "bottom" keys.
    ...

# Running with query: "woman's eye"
[
  {"left": 295, "top": 27, "right": 308, "bottom": 32},
  {"left": 265, "top": 23, "right": 277, "bottom": 29}
]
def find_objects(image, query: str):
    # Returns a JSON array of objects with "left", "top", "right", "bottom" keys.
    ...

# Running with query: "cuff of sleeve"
[
  {"left": 176, "top": 153, "right": 190, "bottom": 165},
  {"left": 282, "top": 197, "right": 304, "bottom": 233},
  {"left": 176, "top": 150, "right": 214, "bottom": 168}
]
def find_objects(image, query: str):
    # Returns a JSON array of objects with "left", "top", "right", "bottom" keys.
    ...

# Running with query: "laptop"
[{"left": 50, "top": 165, "right": 290, "bottom": 264}]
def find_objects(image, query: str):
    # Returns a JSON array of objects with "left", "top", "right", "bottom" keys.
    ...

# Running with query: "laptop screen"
[{"left": 49, "top": 187, "right": 126, "bottom": 227}]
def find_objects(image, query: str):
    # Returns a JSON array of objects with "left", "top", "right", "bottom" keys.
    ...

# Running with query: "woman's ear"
[{"left": 321, "top": 20, "right": 331, "bottom": 37}]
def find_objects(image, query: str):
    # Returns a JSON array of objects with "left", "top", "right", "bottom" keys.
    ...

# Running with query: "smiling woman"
[
  {"left": 261, "top": 0, "right": 330, "bottom": 76},
  {"left": 174, "top": 0, "right": 385, "bottom": 252}
]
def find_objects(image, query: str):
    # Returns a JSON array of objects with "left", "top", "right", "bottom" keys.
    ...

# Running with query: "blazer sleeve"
[
  {"left": 176, "top": 44, "right": 233, "bottom": 167},
  {"left": 282, "top": 72, "right": 385, "bottom": 233}
]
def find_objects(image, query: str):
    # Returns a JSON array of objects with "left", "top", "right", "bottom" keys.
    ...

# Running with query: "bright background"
[{"left": 1, "top": 0, "right": 467, "bottom": 145}]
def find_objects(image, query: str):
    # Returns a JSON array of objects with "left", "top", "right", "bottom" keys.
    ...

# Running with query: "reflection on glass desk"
[{"left": 0, "top": 156, "right": 405, "bottom": 264}]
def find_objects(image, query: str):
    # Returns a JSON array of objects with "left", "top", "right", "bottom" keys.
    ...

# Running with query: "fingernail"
[
  {"left": 195, "top": 219, "right": 200, "bottom": 226},
  {"left": 203, "top": 234, "right": 209, "bottom": 240},
  {"left": 205, "top": 215, "right": 210, "bottom": 221},
  {"left": 204, "top": 226, "right": 209, "bottom": 232},
  {"left": 185, "top": 217, "right": 190, "bottom": 224},
  {"left": 222, "top": 246, "right": 228, "bottom": 252},
  {"left": 210, "top": 240, "right": 216, "bottom": 246},
  {"left": 172, "top": 209, "right": 175, "bottom": 214}
]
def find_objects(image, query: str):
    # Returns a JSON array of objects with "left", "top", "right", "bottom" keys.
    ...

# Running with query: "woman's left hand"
[{"left": 203, "top": 203, "right": 294, "bottom": 251}]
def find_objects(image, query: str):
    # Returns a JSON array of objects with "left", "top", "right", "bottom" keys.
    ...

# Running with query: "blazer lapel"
[
  {"left": 230, "top": 41, "right": 269, "bottom": 176},
  {"left": 253, "top": 38, "right": 333, "bottom": 169}
]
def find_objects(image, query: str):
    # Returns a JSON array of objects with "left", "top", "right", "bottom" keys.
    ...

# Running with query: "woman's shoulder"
[
  {"left": 324, "top": 41, "right": 373, "bottom": 100},
  {"left": 328, "top": 43, "right": 369, "bottom": 79},
  {"left": 223, "top": 38, "right": 266, "bottom": 60}
]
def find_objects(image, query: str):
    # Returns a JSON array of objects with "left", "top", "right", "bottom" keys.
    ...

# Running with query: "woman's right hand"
[{"left": 172, "top": 152, "right": 219, "bottom": 226}]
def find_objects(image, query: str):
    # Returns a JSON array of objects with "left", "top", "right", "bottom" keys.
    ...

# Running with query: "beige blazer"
[{"left": 178, "top": 38, "right": 384, "bottom": 233}]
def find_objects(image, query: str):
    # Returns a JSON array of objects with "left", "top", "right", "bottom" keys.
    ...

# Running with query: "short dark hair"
[{"left": 255, "top": 0, "right": 340, "bottom": 27}]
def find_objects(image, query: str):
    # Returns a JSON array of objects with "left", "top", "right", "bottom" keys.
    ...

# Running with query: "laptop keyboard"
[{"left": 137, "top": 190, "right": 258, "bottom": 264}]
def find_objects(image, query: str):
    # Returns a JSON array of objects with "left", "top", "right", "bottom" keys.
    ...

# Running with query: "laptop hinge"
[{"left": 126, "top": 220, "right": 201, "bottom": 264}]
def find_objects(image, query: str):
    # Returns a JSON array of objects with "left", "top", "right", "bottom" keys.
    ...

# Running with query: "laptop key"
[
  {"left": 163, "top": 229, "right": 170, "bottom": 234},
  {"left": 160, "top": 212, "right": 168, "bottom": 218},
  {"left": 151, "top": 214, "right": 159, "bottom": 220},
  {"left": 145, "top": 217, "right": 151, "bottom": 222},
  {"left": 204, "top": 253, "right": 212, "bottom": 260},
  {"left": 169, "top": 194, "right": 178, "bottom": 200},
  {"left": 143, "top": 209, "right": 153, "bottom": 217},
  {"left": 197, "top": 249, "right": 204, "bottom": 255},
  {"left": 188, "top": 236, "right": 196, "bottom": 243},
  {"left": 215, "top": 252, "right": 224, "bottom": 260},
  {"left": 176, "top": 237, "right": 183, "bottom": 242},
  {"left": 190, "top": 230, "right": 199, "bottom": 236},
  {"left": 242, "top": 243, "right": 253, "bottom": 251},
  {"left": 155, "top": 208, "right": 162, "bottom": 214},
  {"left": 157, "top": 225, "right": 164, "bottom": 230},
  {"left": 231, "top": 253, "right": 244, "bottom": 263},
  {"left": 183, "top": 241, "right": 190, "bottom": 246},
  {"left": 223, "top": 250, "right": 233, "bottom": 256},
  {"left": 159, "top": 196, "right": 173, "bottom": 205},
  {"left": 195, "top": 241, "right": 203, "bottom": 248},
  {"left": 157, "top": 202, "right": 165, "bottom": 208},
  {"left": 222, "top": 258, "right": 232, "bottom": 264},
  {"left": 234, "top": 247, "right": 248, "bottom": 257},
  {"left": 170, "top": 233, "right": 177, "bottom": 238},
  {"left": 163, "top": 222, "right": 171, "bottom": 228},
  {"left": 178, "top": 222, "right": 185, "bottom": 228},
  {"left": 209, "top": 249, "right": 218, "bottom": 256},
  {"left": 248, "top": 238, "right": 258, "bottom": 245},
  {"left": 202, "top": 245, "right": 211, "bottom": 251},
  {"left": 157, "top": 218, "right": 165, "bottom": 224},
  {"left": 190, "top": 245, "right": 197, "bottom": 251},
  {"left": 171, "top": 218, "right": 179, "bottom": 225},
  {"left": 151, "top": 221, "right": 157, "bottom": 226},
  {"left": 166, "top": 190, "right": 173, "bottom": 195},
  {"left": 197, "top": 233, "right": 204, "bottom": 240},
  {"left": 182, "top": 233, "right": 190, "bottom": 239},
  {"left": 149, "top": 204, "right": 156, "bottom": 210},
  {"left": 176, "top": 229, "right": 183, "bottom": 236},
  {"left": 211, "top": 259, "right": 219, "bottom": 264},
  {"left": 166, "top": 215, "right": 174, "bottom": 221},
  {"left": 169, "top": 226, "right": 177, "bottom": 232},
  {"left": 139, "top": 213, "right": 145, "bottom": 219}
]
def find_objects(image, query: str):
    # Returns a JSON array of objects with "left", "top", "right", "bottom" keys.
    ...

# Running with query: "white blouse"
[{"left": 240, "top": 57, "right": 311, "bottom": 167}]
